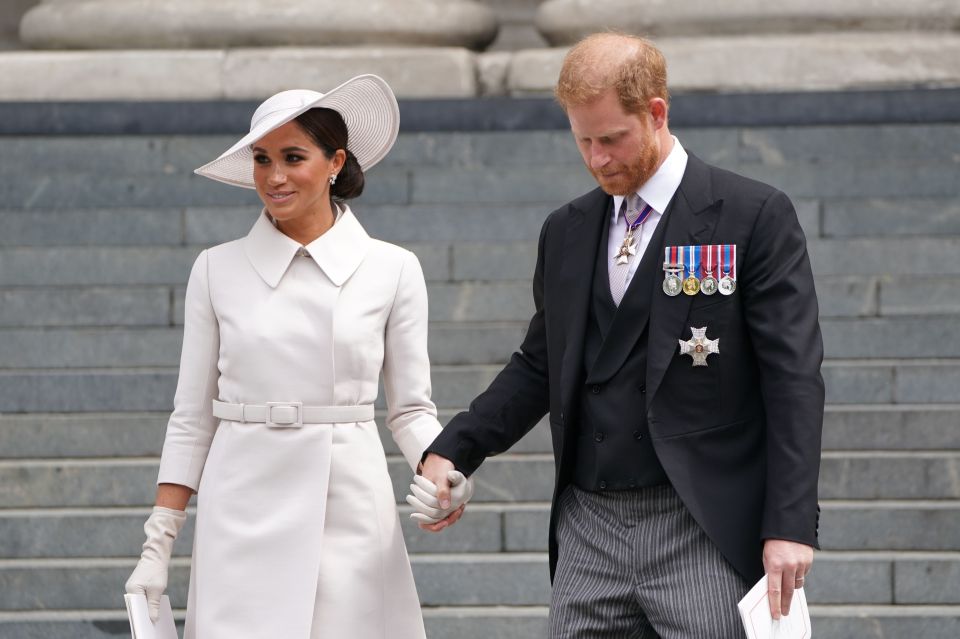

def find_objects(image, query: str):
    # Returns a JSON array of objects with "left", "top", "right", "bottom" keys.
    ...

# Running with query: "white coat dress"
[{"left": 156, "top": 207, "right": 441, "bottom": 639}]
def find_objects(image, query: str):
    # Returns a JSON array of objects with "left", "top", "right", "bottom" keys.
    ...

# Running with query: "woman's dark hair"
[{"left": 293, "top": 107, "right": 364, "bottom": 201}]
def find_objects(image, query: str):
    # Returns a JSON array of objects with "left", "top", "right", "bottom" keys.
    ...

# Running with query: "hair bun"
[{"left": 332, "top": 149, "right": 364, "bottom": 201}]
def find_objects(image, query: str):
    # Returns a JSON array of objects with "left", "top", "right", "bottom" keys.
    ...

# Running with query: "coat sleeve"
[
  {"left": 382, "top": 250, "right": 443, "bottom": 472},
  {"left": 425, "top": 214, "right": 553, "bottom": 475},
  {"left": 156, "top": 250, "right": 221, "bottom": 491},
  {"left": 741, "top": 189, "right": 825, "bottom": 546}
]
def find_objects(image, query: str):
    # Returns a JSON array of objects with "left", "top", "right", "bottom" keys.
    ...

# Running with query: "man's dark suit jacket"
[{"left": 427, "top": 153, "right": 825, "bottom": 582}]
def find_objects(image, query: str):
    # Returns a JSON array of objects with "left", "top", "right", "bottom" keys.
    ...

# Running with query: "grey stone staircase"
[{"left": 1, "top": 118, "right": 959, "bottom": 638}]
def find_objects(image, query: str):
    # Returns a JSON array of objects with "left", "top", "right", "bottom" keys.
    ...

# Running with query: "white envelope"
[
  {"left": 737, "top": 575, "right": 812, "bottom": 639},
  {"left": 124, "top": 593, "right": 179, "bottom": 639}
]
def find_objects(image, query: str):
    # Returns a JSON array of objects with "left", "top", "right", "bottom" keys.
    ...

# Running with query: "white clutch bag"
[{"left": 123, "top": 593, "right": 179, "bottom": 639}]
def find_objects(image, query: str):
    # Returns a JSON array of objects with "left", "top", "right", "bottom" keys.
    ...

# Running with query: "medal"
[
  {"left": 718, "top": 244, "right": 737, "bottom": 296},
  {"left": 615, "top": 201, "right": 654, "bottom": 266},
  {"left": 682, "top": 245, "right": 700, "bottom": 296},
  {"left": 718, "top": 276, "right": 736, "bottom": 295},
  {"left": 615, "top": 236, "right": 637, "bottom": 265},
  {"left": 679, "top": 326, "right": 720, "bottom": 367},
  {"left": 662, "top": 247, "right": 683, "bottom": 296},
  {"left": 663, "top": 268, "right": 683, "bottom": 296},
  {"left": 700, "top": 245, "right": 718, "bottom": 295}
]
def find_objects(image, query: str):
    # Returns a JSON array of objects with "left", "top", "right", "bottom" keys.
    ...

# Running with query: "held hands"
[
  {"left": 407, "top": 453, "right": 473, "bottom": 531},
  {"left": 763, "top": 538, "right": 814, "bottom": 620},
  {"left": 125, "top": 506, "right": 187, "bottom": 622}
]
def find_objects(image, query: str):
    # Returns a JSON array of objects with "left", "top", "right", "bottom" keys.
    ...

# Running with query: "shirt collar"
[
  {"left": 612, "top": 136, "right": 688, "bottom": 220},
  {"left": 243, "top": 204, "right": 370, "bottom": 288}
]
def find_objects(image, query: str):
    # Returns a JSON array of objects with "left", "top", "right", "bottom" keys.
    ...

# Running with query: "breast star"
[{"left": 679, "top": 326, "right": 719, "bottom": 367}]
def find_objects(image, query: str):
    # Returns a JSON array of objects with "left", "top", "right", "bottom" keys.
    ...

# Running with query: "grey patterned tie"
[{"left": 609, "top": 193, "right": 644, "bottom": 306}]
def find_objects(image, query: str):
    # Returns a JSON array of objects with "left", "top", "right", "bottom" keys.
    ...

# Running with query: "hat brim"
[{"left": 194, "top": 74, "right": 399, "bottom": 189}]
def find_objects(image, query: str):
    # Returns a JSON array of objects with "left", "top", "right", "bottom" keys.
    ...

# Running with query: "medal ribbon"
[
  {"left": 701, "top": 244, "right": 713, "bottom": 276},
  {"left": 721, "top": 244, "right": 737, "bottom": 279},
  {"left": 664, "top": 245, "right": 680, "bottom": 269},
  {"left": 685, "top": 245, "right": 700, "bottom": 280},
  {"left": 626, "top": 203, "right": 654, "bottom": 232}
]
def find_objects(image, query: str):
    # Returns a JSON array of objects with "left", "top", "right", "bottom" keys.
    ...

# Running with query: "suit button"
[
  {"left": 628, "top": 480, "right": 636, "bottom": 488},
  {"left": 594, "top": 432, "right": 604, "bottom": 443},
  {"left": 639, "top": 385, "right": 646, "bottom": 394},
  {"left": 591, "top": 384, "right": 601, "bottom": 394},
  {"left": 599, "top": 481, "right": 607, "bottom": 489},
  {"left": 633, "top": 430, "right": 642, "bottom": 440}
]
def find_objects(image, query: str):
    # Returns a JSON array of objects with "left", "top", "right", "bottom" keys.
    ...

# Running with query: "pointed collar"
[{"left": 243, "top": 205, "right": 371, "bottom": 288}]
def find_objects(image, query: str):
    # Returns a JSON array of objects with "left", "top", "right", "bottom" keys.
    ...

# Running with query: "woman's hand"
[
  {"left": 406, "top": 468, "right": 473, "bottom": 531},
  {"left": 125, "top": 507, "right": 187, "bottom": 622}
]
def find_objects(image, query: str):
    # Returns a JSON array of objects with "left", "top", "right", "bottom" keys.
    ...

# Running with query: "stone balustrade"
[
  {"left": 19, "top": 0, "right": 498, "bottom": 50},
  {"left": 535, "top": 0, "right": 960, "bottom": 44}
]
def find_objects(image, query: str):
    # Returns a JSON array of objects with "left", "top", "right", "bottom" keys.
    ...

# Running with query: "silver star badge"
[
  {"left": 615, "top": 239, "right": 637, "bottom": 265},
  {"left": 679, "top": 326, "right": 719, "bottom": 367}
]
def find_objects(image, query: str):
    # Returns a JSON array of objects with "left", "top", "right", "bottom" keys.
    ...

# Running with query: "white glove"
[
  {"left": 125, "top": 506, "right": 186, "bottom": 622},
  {"left": 406, "top": 470, "right": 474, "bottom": 524}
]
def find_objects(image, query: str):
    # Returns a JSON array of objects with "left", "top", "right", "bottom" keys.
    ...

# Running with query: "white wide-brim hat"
[{"left": 195, "top": 74, "right": 399, "bottom": 189}]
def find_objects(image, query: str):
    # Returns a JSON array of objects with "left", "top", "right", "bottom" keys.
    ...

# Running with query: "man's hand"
[
  {"left": 763, "top": 539, "right": 814, "bottom": 619},
  {"left": 407, "top": 471, "right": 473, "bottom": 526},
  {"left": 416, "top": 453, "right": 464, "bottom": 532}
]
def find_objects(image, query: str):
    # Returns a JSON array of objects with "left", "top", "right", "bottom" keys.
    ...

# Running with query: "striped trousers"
[{"left": 549, "top": 484, "right": 750, "bottom": 639}]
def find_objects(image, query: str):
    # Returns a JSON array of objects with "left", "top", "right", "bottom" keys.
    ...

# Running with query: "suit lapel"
[
  {"left": 646, "top": 154, "right": 724, "bottom": 404},
  {"left": 557, "top": 188, "right": 610, "bottom": 417}
]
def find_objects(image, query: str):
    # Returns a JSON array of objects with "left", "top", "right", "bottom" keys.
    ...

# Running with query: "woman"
[{"left": 125, "top": 75, "right": 469, "bottom": 639}]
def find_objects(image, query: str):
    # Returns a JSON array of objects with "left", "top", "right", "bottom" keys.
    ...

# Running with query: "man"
[{"left": 419, "top": 32, "right": 824, "bottom": 637}]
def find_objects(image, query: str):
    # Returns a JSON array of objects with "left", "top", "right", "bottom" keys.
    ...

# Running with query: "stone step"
[
  {"left": 3, "top": 236, "right": 960, "bottom": 291},
  {"left": 0, "top": 208, "right": 185, "bottom": 247},
  {"left": 0, "top": 551, "right": 957, "bottom": 611},
  {"left": 182, "top": 203, "right": 558, "bottom": 246},
  {"left": 0, "top": 315, "right": 955, "bottom": 369},
  {"left": 808, "top": 605, "right": 960, "bottom": 639},
  {"left": 820, "top": 405, "right": 960, "bottom": 451},
  {"left": 0, "top": 276, "right": 955, "bottom": 334},
  {"left": 2, "top": 275, "right": 956, "bottom": 329},
  {"left": 0, "top": 324, "right": 532, "bottom": 368},
  {"left": 821, "top": 197, "right": 960, "bottom": 239},
  {"left": 1, "top": 359, "right": 959, "bottom": 411},
  {"left": 0, "top": 287, "right": 172, "bottom": 328},
  {"left": 2, "top": 405, "right": 957, "bottom": 460},
  {"left": 0, "top": 168, "right": 408, "bottom": 210},
  {"left": 14, "top": 194, "right": 942, "bottom": 250},
  {"left": 3, "top": 445, "right": 957, "bottom": 505},
  {"left": 0, "top": 500, "right": 957, "bottom": 560},
  {"left": 0, "top": 605, "right": 959, "bottom": 639},
  {"left": 4, "top": 125, "right": 960, "bottom": 177},
  {"left": 3, "top": 148, "right": 960, "bottom": 212}
]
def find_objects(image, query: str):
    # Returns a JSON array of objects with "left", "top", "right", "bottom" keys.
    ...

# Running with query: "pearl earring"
[{"left": 329, "top": 173, "right": 337, "bottom": 185}]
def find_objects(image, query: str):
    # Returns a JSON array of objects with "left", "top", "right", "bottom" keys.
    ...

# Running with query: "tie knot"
[{"left": 623, "top": 193, "right": 643, "bottom": 225}]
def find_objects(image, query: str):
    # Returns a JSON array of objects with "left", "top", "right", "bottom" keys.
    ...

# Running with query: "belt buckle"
[{"left": 265, "top": 401, "right": 303, "bottom": 428}]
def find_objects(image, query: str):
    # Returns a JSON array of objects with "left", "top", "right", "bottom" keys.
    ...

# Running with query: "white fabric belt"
[{"left": 212, "top": 400, "right": 374, "bottom": 428}]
